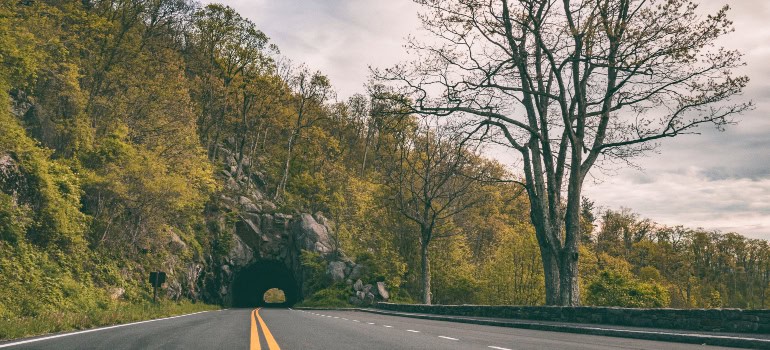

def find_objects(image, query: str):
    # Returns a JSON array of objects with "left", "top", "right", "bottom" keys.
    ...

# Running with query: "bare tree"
[
  {"left": 376, "top": 0, "right": 750, "bottom": 305},
  {"left": 385, "top": 118, "right": 492, "bottom": 304},
  {"left": 274, "top": 66, "right": 334, "bottom": 201}
]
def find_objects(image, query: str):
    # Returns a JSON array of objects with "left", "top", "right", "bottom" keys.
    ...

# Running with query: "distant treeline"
[{"left": 584, "top": 208, "right": 770, "bottom": 309}]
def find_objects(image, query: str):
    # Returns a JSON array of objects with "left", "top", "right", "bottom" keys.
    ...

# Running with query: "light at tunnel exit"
[{"left": 263, "top": 288, "right": 286, "bottom": 304}]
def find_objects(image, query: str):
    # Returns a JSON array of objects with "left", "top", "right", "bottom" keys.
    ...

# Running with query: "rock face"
[{"left": 198, "top": 144, "right": 367, "bottom": 305}]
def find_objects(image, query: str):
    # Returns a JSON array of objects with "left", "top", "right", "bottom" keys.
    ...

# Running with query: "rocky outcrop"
[
  {"left": 349, "top": 279, "right": 390, "bottom": 306},
  {"left": 198, "top": 144, "right": 372, "bottom": 305}
]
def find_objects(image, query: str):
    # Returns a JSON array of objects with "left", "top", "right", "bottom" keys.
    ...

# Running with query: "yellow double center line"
[{"left": 250, "top": 308, "right": 281, "bottom": 350}]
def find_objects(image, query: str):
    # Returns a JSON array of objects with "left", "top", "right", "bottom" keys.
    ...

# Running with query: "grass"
[{"left": 0, "top": 300, "right": 221, "bottom": 341}]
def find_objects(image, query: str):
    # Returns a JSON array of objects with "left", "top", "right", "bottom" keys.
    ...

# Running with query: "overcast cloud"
[{"left": 211, "top": 0, "right": 770, "bottom": 240}]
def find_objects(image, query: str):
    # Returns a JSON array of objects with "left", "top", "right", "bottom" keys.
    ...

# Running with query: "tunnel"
[{"left": 231, "top": 260, "right": 299, "bottom": 307}]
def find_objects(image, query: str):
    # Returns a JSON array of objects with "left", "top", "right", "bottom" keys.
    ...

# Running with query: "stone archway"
[{"left": 231, "top": 260, "right": 299, "bottom": 307}]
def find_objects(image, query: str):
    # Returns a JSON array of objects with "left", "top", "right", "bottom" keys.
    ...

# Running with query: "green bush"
[
  {"left": 300, "top": 250, "right": 332, "bottom": 296},
  {"left": 295, "top": 285, "right": 350, "bottom": 308},
  {"left": 586, "top": 270, "right": 670, "bottom": 308}
]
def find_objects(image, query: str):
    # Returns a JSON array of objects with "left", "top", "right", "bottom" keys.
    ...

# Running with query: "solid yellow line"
[
  {"left": 255, "top": 308, "right": 281, "bottom": 350},
  {"left": 250, "top": 309, "right": 261, "bottom": 350}
]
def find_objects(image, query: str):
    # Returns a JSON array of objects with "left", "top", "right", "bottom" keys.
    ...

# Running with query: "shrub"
[
  {"left": 586, "top": 270, "right": 670, "bottom": 308},
  {"left": 296, "top": 285, "right": 349, "bottom": 308}
]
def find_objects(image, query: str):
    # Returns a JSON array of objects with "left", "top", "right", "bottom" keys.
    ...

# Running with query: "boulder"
[
  {"left": 365, "top": 292, "right": 375, "bottom": 304},
  {"left": 168, "top": 230, "right": 187, "bottom": 253},
  {"left": 314, "top": 212, "right": 328, "bottom": 225},
  {"left": 261, "top": 200, "right": 277, "bottom": 212},
  {"left": 228, "top": 234, "right": 254, "bottom": 267},
  {"left": 376, "top": 282, "right": 390, "bottom": 300},
  {"left": 327, "top": 261, "right": 346, "bottom": 283},
  {"left": 243, "top": 203, "right": 260, "bottom": 213},
  {"left": 314, "top": 241, "right": 332, "bottom": 254},
  {"left": 108, "top": 287, "right": 125, "bottom": 301},
  {"left": 362, "top": 284, "right": 373, "bottom": 294},
  {"left": 294, "top": 214, "right": 334, "bottom": 254},
  {"left": 353, "top": 279, "right": 364, "bottom": 292},
  {"left": 238, "top": 196, "right": 252, "bottom": 206},
  {"left": 349, "top": 264, "right": 365, "bottom": 280}
]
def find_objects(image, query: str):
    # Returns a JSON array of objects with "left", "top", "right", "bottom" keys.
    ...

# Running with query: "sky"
[{"left": 210, "top": 0, "right": 770, "bottom": 240}]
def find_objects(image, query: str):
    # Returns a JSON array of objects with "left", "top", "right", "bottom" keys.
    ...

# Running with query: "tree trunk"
[
  {"left": 361, "top": 127, "right": 373, "bottom": 176},
  {"left": 540, "top": 246, "right": 560, "bottom": 305},
  {"left": 529, "top": 193, "right": 561, "bottom": 305},
  {"left": 559, "top": 173, "right": 583, "bottom": 306},
  {"left": 420, "top": 240, "right": 432, "bottom": 305},
  {"left": 558, "top": 248, "right": 580, "bottom": 306},
  {"left": 275, "top": 132, "right": 295, "bottom": 200}
]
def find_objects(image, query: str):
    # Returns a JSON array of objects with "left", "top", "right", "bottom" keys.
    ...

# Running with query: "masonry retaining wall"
[{"left": 375, "top": 303, "right": 770, "bottom": 333}]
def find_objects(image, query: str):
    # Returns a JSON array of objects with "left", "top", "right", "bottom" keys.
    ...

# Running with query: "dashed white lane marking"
[
  {"left": 333, "top": 316, "right": 339, "bottom": 319},
  {"left": 352, "top": 320, "right": 360, "bottom": 322},
  {"left": 341, "top": 318, "right": 349, "bottom": 320},
  {"left": 406, "top": 330, "right": 420, "bottom": 333},
  {"left": 383, "top": 325, "right": 393, "bottom": 328},
  {"left": 367, "top": 322, "right": 376, "bottom": 325},
  {"left": 488, "top": 347, "right": 513, "bottom": 350},
  {"left": 438, "top": 336, "right": 459, "bottom": 341}
]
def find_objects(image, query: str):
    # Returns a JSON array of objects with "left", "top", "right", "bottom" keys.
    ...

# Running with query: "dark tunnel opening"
[{"left": 232, "top": 260, "right": 299, "bottom": 307}]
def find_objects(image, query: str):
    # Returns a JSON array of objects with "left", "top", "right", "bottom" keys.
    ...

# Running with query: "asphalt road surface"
[{"left": 0, "top": 308, "right": 740, "bottom": 350}]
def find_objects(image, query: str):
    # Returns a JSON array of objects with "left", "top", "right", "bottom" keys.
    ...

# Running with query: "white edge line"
[
  {"left": 438, "top": 336, "right": 459, "bottom": 341},
  {"left": 383, "top": 311, "right": 770, "bottom": 343},
  {"left": 0, "top": 310, "right": 216, "bottom": 348}
]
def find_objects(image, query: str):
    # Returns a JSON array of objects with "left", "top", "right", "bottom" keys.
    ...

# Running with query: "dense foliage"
[{"left": 0, "top": 1, "right": 767, "bottom": 333}]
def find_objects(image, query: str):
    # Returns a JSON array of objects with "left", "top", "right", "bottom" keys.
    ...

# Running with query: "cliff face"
[{"left": 196, "top": 145, "right": 363, "bottom": 306}]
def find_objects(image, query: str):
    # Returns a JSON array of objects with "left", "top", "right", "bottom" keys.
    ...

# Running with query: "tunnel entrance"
[{"left": 232, "top": 260, "right": 299, "bottom": 307}]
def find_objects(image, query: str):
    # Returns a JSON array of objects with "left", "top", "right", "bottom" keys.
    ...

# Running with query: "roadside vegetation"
[{"left": 0, "top": 300, "right": 218, "bottom": 340}]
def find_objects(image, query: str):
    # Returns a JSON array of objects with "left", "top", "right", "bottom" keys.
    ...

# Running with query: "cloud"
[
  {"left": 212, "top": 0, "right": 422, "bottom": 98},
  {"left": 584, "top": 167, "right": 770, "bottom": 239}
]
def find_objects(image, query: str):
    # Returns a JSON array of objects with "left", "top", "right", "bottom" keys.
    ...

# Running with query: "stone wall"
[{"left": 375, "top": 303, "right": 770, "bottom": 333}]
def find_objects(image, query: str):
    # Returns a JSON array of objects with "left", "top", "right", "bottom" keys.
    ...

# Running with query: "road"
[{"left": 0, "top": 308, "right": 740, "bottom": 350}]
